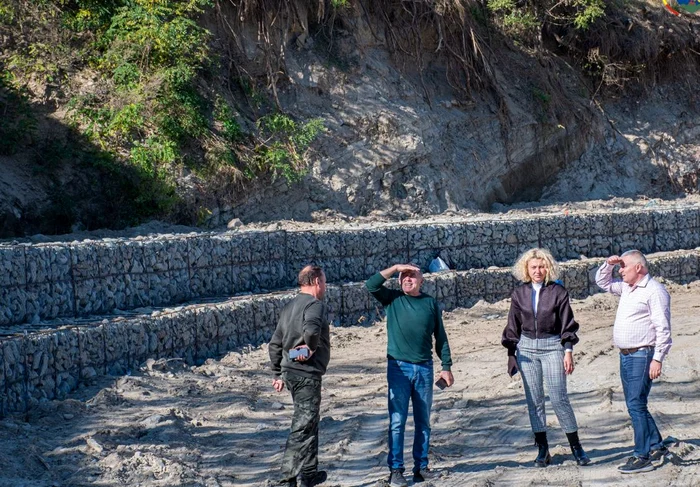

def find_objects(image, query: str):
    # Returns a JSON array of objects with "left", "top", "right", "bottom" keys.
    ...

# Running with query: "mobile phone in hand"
[
  {"left": 435, "top": 378, "right": 448, "bottom": 390},
  {"left": 509, "top": 365, "right": 518, "bottom": 377},
  {"left": 289, "top": 348, "right": 309, "bottom": 361}
]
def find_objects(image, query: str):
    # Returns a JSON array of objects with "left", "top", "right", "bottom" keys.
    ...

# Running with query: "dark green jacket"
[{"left": 269, "top": 292, "right": 330, "bottom": 380}]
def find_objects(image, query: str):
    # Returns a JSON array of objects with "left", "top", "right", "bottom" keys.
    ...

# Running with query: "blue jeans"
[
  {"left": 620, "top": 347, "right": 663, "bottom": 459},
  {"left": 387, "top": 359, "right": 433, "bottom": 472}
]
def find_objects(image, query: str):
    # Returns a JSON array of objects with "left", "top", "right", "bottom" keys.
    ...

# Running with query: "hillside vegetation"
[{"left": 1, "top": 0, "right": 699, "bottom": 237}]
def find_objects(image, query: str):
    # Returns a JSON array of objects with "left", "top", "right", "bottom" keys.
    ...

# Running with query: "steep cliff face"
[
  {"left": 1, "top": 0, "right": 699, "bottom": 235},
  {"left": 205, "top": 4, "right": 586, "bottom": 223},
  {"left": 205, "top": 1, "right": 697, "bottom": 225}
]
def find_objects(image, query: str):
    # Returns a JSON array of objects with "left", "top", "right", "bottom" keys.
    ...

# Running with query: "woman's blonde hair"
[{"left": 512, "top": 247, "right": 560, "bottom": 283}]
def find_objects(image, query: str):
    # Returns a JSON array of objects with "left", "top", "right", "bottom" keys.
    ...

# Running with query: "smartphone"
[
  {"left": 289, "top": 348, "right": 309, "bottom": 361},
  {"left": 509, "top": 365, "right": 519, "bottom": 377},
  {"left": 435, "top": 378, "right": 448, "bottom": 390}
]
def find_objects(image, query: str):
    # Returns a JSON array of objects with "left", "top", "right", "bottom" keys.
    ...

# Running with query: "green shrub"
[
  {"left": 0, "top": 1, "right": 16, "bottom": 23},
  {"left": 112, "top": 62, "right": 140, "bottom": 88},
  {"left": 99, "top": 1, "right": 211, "bottom": 71},
  {"left": 62, "top": 0, "right": 214, "bottom": 192},
  {"left": 214, "top": 96, "right": 243, "bottom": 143},
  {"left": 130, "top": 136, "right": 178, "bottom": 177},
  {"left": 487, "top": 0, "right": 539, "bottom": 41},
  {"left": 570, "top": 0, "right": 605, "bottom": 30},
  {"left": 252, "top": 113, "right": 324, "bottom": 183},
  {"left": 487, "top": 0, "right": 606, "bottom": 41}
]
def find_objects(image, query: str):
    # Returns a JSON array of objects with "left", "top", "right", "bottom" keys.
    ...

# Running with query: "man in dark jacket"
[
  {"left": 269, "top": 265, "right": 330, "bottom": 487},
  {"left": 366, "top": 263, "right": 453, "bottom": 487}
]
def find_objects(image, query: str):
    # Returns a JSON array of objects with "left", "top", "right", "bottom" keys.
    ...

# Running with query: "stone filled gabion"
[
  {"left": 1, "top": 207, "right": 700, "bottom": 414},
  {"left": 54, "top": 328, "right": 79, "bottom": 400},
  {"left": 172, "top": 308, "right": 197, "bottom": 364},
  {"left": 1, "top": 208, "right": 700, "bottom": 326},
  {"left": 195, "top": 307, "right": 219, "bottom": 361},
  {"left": 0, "top": 342, "right": 5, "bottom": 416},
  {"left": 0, "top": 250, "right": 699, "bottom": 415},
  {"left": 25, "top": 333, "right": 56, "bottom": 407}
]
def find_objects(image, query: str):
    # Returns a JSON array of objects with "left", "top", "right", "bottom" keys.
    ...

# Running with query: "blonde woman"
[{"left": 501, "top": 248, "right": 590, "bottom": 468}]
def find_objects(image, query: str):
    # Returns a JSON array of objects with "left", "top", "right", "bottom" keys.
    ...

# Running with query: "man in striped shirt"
[{"left": 596, "top": 250, "right": 672, "bottom": 474}]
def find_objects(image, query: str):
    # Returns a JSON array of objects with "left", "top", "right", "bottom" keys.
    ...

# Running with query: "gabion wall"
[
  {"left": 1, "top": 207, "right": 699, "bottom": 327},
  {"left": 1, "top": 250, "right": 698, "bottom": 416}
]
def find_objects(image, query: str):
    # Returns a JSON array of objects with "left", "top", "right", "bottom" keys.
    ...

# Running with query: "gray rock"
[
  {"left": 140, "top": 414, "right": 164, "bottom": 429},
  {"left": 227, "top": 218, "right": 243, "bottom": 229}
]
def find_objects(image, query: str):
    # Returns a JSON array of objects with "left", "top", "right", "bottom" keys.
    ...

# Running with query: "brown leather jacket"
[{"left": 501, "top": 282, "right": 580, "bottom": 356}]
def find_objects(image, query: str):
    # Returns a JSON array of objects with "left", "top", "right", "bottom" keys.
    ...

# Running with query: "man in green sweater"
[
  {"left": 366, "top": 263, "right": 454, "bottom": 487},
  {"left": 269, "top": 265, "right": 330, "bottom": 487}
]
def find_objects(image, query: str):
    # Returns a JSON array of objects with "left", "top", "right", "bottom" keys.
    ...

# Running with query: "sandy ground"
[{"left": 1, "top": 282, "right": 699, "bottom": 487}]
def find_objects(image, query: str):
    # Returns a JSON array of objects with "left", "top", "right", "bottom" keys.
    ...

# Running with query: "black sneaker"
[
  {"left": 650, "top": 446, "right": 670, "bottom": 465},
  {"left": 413, "top": 468, "right": 442, "bottom": 483},
  {"left": 618, "top": 456, "right": 654, "bottom": 474},
  {"left": 298, "top": 470, "right": 327, "bottom": 487},
  {"left": 571, "top": 445, "right": 591, "bottom": 466},
  {"left": 388, "top": 469, "right": 408, "bottom": 487}
]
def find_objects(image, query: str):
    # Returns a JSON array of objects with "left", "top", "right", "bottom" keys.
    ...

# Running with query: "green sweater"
[{"left": 366, "top": 272, "right": 452, "bottom": 371}]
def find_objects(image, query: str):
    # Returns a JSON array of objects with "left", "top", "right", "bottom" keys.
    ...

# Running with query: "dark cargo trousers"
[{"left": 281, "top": 371, "right": 322, "bottom": 481}]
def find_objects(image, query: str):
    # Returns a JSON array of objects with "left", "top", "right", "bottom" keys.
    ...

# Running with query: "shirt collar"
[{"left": 632, "top": 273, "right": 651, "bottom": 290}]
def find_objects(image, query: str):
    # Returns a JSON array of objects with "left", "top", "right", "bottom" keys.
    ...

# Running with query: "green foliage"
[
  {"left": 48, "top": 0, "right": 327, "bottom": 206},
  {"left": 487, "top": 0, "right": 516, "bottom": 13},
  {"left": 487, "top": 0, "right": 539, "bottom": 41},
  {"left": 487, "top": 0, "right": 606, "bottom": 43},
  {"left": 130, "top": 136, "right": 177, "bottom": 176},
  {"left": 0, "top": 1, "right": 15, "bottom": 23},
  {"left": 570, "top": 0, "right": 605, "bottom": 30},
  {"left": 331, "top": 0, "right": 350, "bottom": 8},
  {"left": 252, "top": 114, "right": 324, "bottom": 183},
  {"left": 68, "top": 96, "right": 145, "bottom": 147},
  {"left": 214, "top": 96, "right": 242, "bottom": 143},
  {"left": 59, "top": 1, "right": 116, "bottom": 32},
  {"left": 109, "top": 103, "right": 146, "bottom": 140},
  {"left": 112, "top": 62, "right": 140, "bottom": 88},
  {"left": 99, "top": 0, "right": 211, "bottom": 72},
  {"left": 60, "top": 0, "right": 214, "bottom": 205}
]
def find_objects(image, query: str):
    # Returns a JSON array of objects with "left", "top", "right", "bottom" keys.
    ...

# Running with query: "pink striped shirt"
[{"left": 595, "top": 262, "right": 672, "bottom": 362}]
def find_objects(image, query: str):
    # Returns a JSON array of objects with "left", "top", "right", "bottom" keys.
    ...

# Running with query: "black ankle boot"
[
  {"left": 534, "top": 432, "right": 551, "bottom": 468},
  {"left": 566, "top": 431, "right": 591, "bottom": 466}
]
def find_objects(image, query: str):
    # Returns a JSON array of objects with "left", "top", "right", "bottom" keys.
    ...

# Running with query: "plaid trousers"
[{"left": 517, "top": 336, "right": 579, "bottom": 434}]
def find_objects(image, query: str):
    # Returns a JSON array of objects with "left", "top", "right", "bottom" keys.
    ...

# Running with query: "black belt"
[{"left": 619, "top": 346, "right": 651, "bottom": 355}]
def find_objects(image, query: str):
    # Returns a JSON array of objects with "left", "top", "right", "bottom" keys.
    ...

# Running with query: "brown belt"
[{"left": 619, "top": 346, "right": 651, "bottom": 355}]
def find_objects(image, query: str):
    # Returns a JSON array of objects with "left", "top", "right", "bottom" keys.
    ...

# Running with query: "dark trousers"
[{"left": 281, "top": 371, "right": 322, "bottom": 480}]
